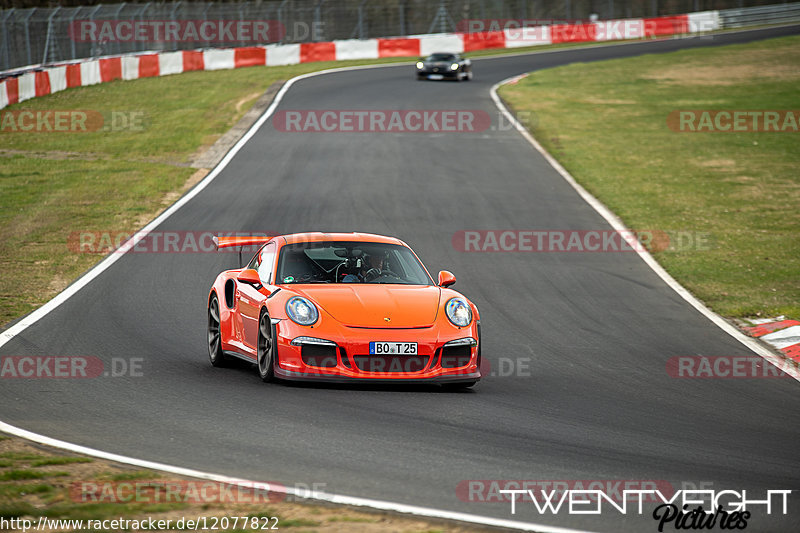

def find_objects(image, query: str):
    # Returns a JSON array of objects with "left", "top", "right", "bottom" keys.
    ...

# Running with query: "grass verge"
[{"left": 498, "top": 35, "right": 800, "bottom": 319}]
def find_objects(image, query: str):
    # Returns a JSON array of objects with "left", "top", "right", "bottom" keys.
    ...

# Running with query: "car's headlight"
[
  {"left": 286, "top": 297, "right": 319, "bottom": 326},
  {"left": 445, "top": 297, "right": 472, "bottom": 327},
  {"left": 450, "top": 63, "right": 459, "bottom": 70},
  {"left": 416, "top": 61, "right": 424, "bottom": 69}
]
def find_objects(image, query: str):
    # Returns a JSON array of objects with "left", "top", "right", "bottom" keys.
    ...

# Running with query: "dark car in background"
[{"left": 415, "top": 53, "right": 472, "bottom": 81}]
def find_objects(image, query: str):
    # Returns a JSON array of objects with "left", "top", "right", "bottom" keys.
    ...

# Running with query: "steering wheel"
[
  {"left": 363, "top": 268, "right": 382, "bottom": 282},
  {"left": 364, "top": 268, "right": 400, "bottom": 282}
]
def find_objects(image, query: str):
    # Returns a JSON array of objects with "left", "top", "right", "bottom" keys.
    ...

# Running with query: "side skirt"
[{"left": 223, "top": 350, "right": 257, "bottom": 364}]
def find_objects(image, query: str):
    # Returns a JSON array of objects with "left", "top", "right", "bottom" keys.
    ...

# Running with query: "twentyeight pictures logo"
[{"left": 495, "top": 488, "right": 791, "bottom": 514}]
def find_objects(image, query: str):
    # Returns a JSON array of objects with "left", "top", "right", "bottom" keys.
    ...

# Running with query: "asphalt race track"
[{"left": 2, "top": 25, "right": 799, "bottom": 532}]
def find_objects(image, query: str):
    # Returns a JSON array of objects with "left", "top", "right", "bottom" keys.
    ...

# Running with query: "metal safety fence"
[
  {"left": 719, "top": 1, "right": 800, "bottom": 26},
  {"left": 1, "top": 0, "right": 798, "bottom": 72}
]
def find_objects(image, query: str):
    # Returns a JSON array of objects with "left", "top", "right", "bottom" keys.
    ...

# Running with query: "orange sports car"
[{"left": 207, "top": 232, "right": 482, "bottom": 388}]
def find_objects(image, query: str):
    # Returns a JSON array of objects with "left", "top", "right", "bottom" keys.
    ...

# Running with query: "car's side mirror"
[
  {"left": 438, "top": 270, "right": 456, "bottom": 288},
  {"left": 237, "top": 268, "right": 261, "bottom": 286}
]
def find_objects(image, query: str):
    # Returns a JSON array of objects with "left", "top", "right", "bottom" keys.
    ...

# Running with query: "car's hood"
[{"left": 293, "top": 285, "right": 441, "bottom": 328}]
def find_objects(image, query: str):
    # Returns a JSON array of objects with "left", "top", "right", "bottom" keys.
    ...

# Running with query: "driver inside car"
[{"left": 341, "top": 252, "right": 388, "bottom": 283}]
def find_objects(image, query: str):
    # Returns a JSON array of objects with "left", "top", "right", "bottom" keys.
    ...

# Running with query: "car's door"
[{"left": 238, "top": 242, "right": 276, "bottom": 350}]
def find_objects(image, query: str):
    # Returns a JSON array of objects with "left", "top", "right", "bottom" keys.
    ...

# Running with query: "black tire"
[
  {"left": 257, "top": 310, "right": 276, "bottom": 382},
  {"left": 207, "top": 294, "right": 227, "bottom": 367}
]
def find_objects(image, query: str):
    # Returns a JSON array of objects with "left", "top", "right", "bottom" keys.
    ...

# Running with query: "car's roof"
[{"left": 277, "top": 232, "right": 405, "bottom": 246}]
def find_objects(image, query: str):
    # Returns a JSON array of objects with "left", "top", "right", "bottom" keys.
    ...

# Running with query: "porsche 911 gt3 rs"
[{"left": 207, "top": 232, "right": 482, "bottom": 388}]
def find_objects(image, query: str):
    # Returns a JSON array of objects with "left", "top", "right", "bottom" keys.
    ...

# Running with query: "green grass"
[
  {"left": 327, "top": 515, "right": 377, "bottom": 523},
  {"left": 279, "top": 517, "right": 321, "bottom": 527},
  {"left": 498, "top": 35, "right": 800, "bottom": 319},
  {"left": 30, "top": 457, "right": 93, "bottom": 467},
  {"left": 0, "top": 502, "right": 38, "bottom": 519},
  {"left": 0, "top": 452, "right": 44, "bottom": 460},
  {"left": 0, "top": 483, "right": 55, "bottom": 497},
  {"left": 43, "top": 501, "right": 188, "bottom": 520},
  {"left": 101, "top": 470, "right": 156, "bottom": 481},
  {"left": 0, "top": 469, "right": 48, "bottom": 481}
]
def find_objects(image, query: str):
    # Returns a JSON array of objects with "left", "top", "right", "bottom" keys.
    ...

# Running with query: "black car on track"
[{"left": 415, "top": 53, "right": 472, "bottom": 81}]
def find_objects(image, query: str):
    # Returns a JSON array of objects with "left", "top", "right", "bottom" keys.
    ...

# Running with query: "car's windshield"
[
  {"left": 426, "top": 53, "right": 456, "bottom": 62},
  {"left": 276, "top": 241, "right": 433, "bottom": 285}
]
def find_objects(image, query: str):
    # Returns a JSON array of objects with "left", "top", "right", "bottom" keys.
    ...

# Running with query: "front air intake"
[
  {"left": 440, "top": 345, "right": 471, "bottom": 369},
  {"left": 301, "top": 344, "right": 337, "bottom": 368}
]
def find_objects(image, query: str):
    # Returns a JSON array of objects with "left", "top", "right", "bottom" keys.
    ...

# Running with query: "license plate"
[
  {"left": 428, "top": 74, "right": 444, "bottom": 80},
  {"left": 369, "top": 342, "right": 418, "bottom": 355}
]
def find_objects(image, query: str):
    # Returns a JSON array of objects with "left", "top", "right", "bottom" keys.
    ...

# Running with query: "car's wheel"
[
  {"left": 465, "top": 70, "right": 473, "bottom": 81},
  {"left": 257, "top": 310, "right": 276, "bottom": 382},
  {"left": 207, "top": 294, "right": 227, "bottom": 367}
]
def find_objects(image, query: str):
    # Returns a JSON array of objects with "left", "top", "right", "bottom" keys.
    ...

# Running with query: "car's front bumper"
[
  {"left": 272, "top": 320, "right": 481, "bottom": 384},
  {"left": 417, "top": 68, "right": 460, "bottom": 79}
]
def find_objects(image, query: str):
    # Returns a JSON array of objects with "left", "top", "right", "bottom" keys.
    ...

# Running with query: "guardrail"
[{"left": 719, "top": 2, "right": 800, "bottom": 28}]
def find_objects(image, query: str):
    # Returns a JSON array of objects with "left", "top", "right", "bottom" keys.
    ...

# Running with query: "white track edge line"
[
  {"left": 489, "top": 75, "right": 800, "bottom": 384},
  {"left": 0, "top": 423, "right": 588, "bottom": 533},
  {"left": 0, "top": 62, "right": 596, "bottom": 533}
]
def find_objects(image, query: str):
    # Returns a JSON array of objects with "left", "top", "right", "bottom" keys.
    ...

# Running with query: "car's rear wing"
[
  {"left": 213, "top": 234, "right": 272, "bottom": 266},
  {"left": 212, "top": 235, "right": 271, "bottom": 251}
]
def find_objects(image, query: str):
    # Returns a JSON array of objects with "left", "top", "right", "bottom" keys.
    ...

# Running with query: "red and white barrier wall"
[{"left": 0, "top": 10, "right": 720, "bottom": 110}]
